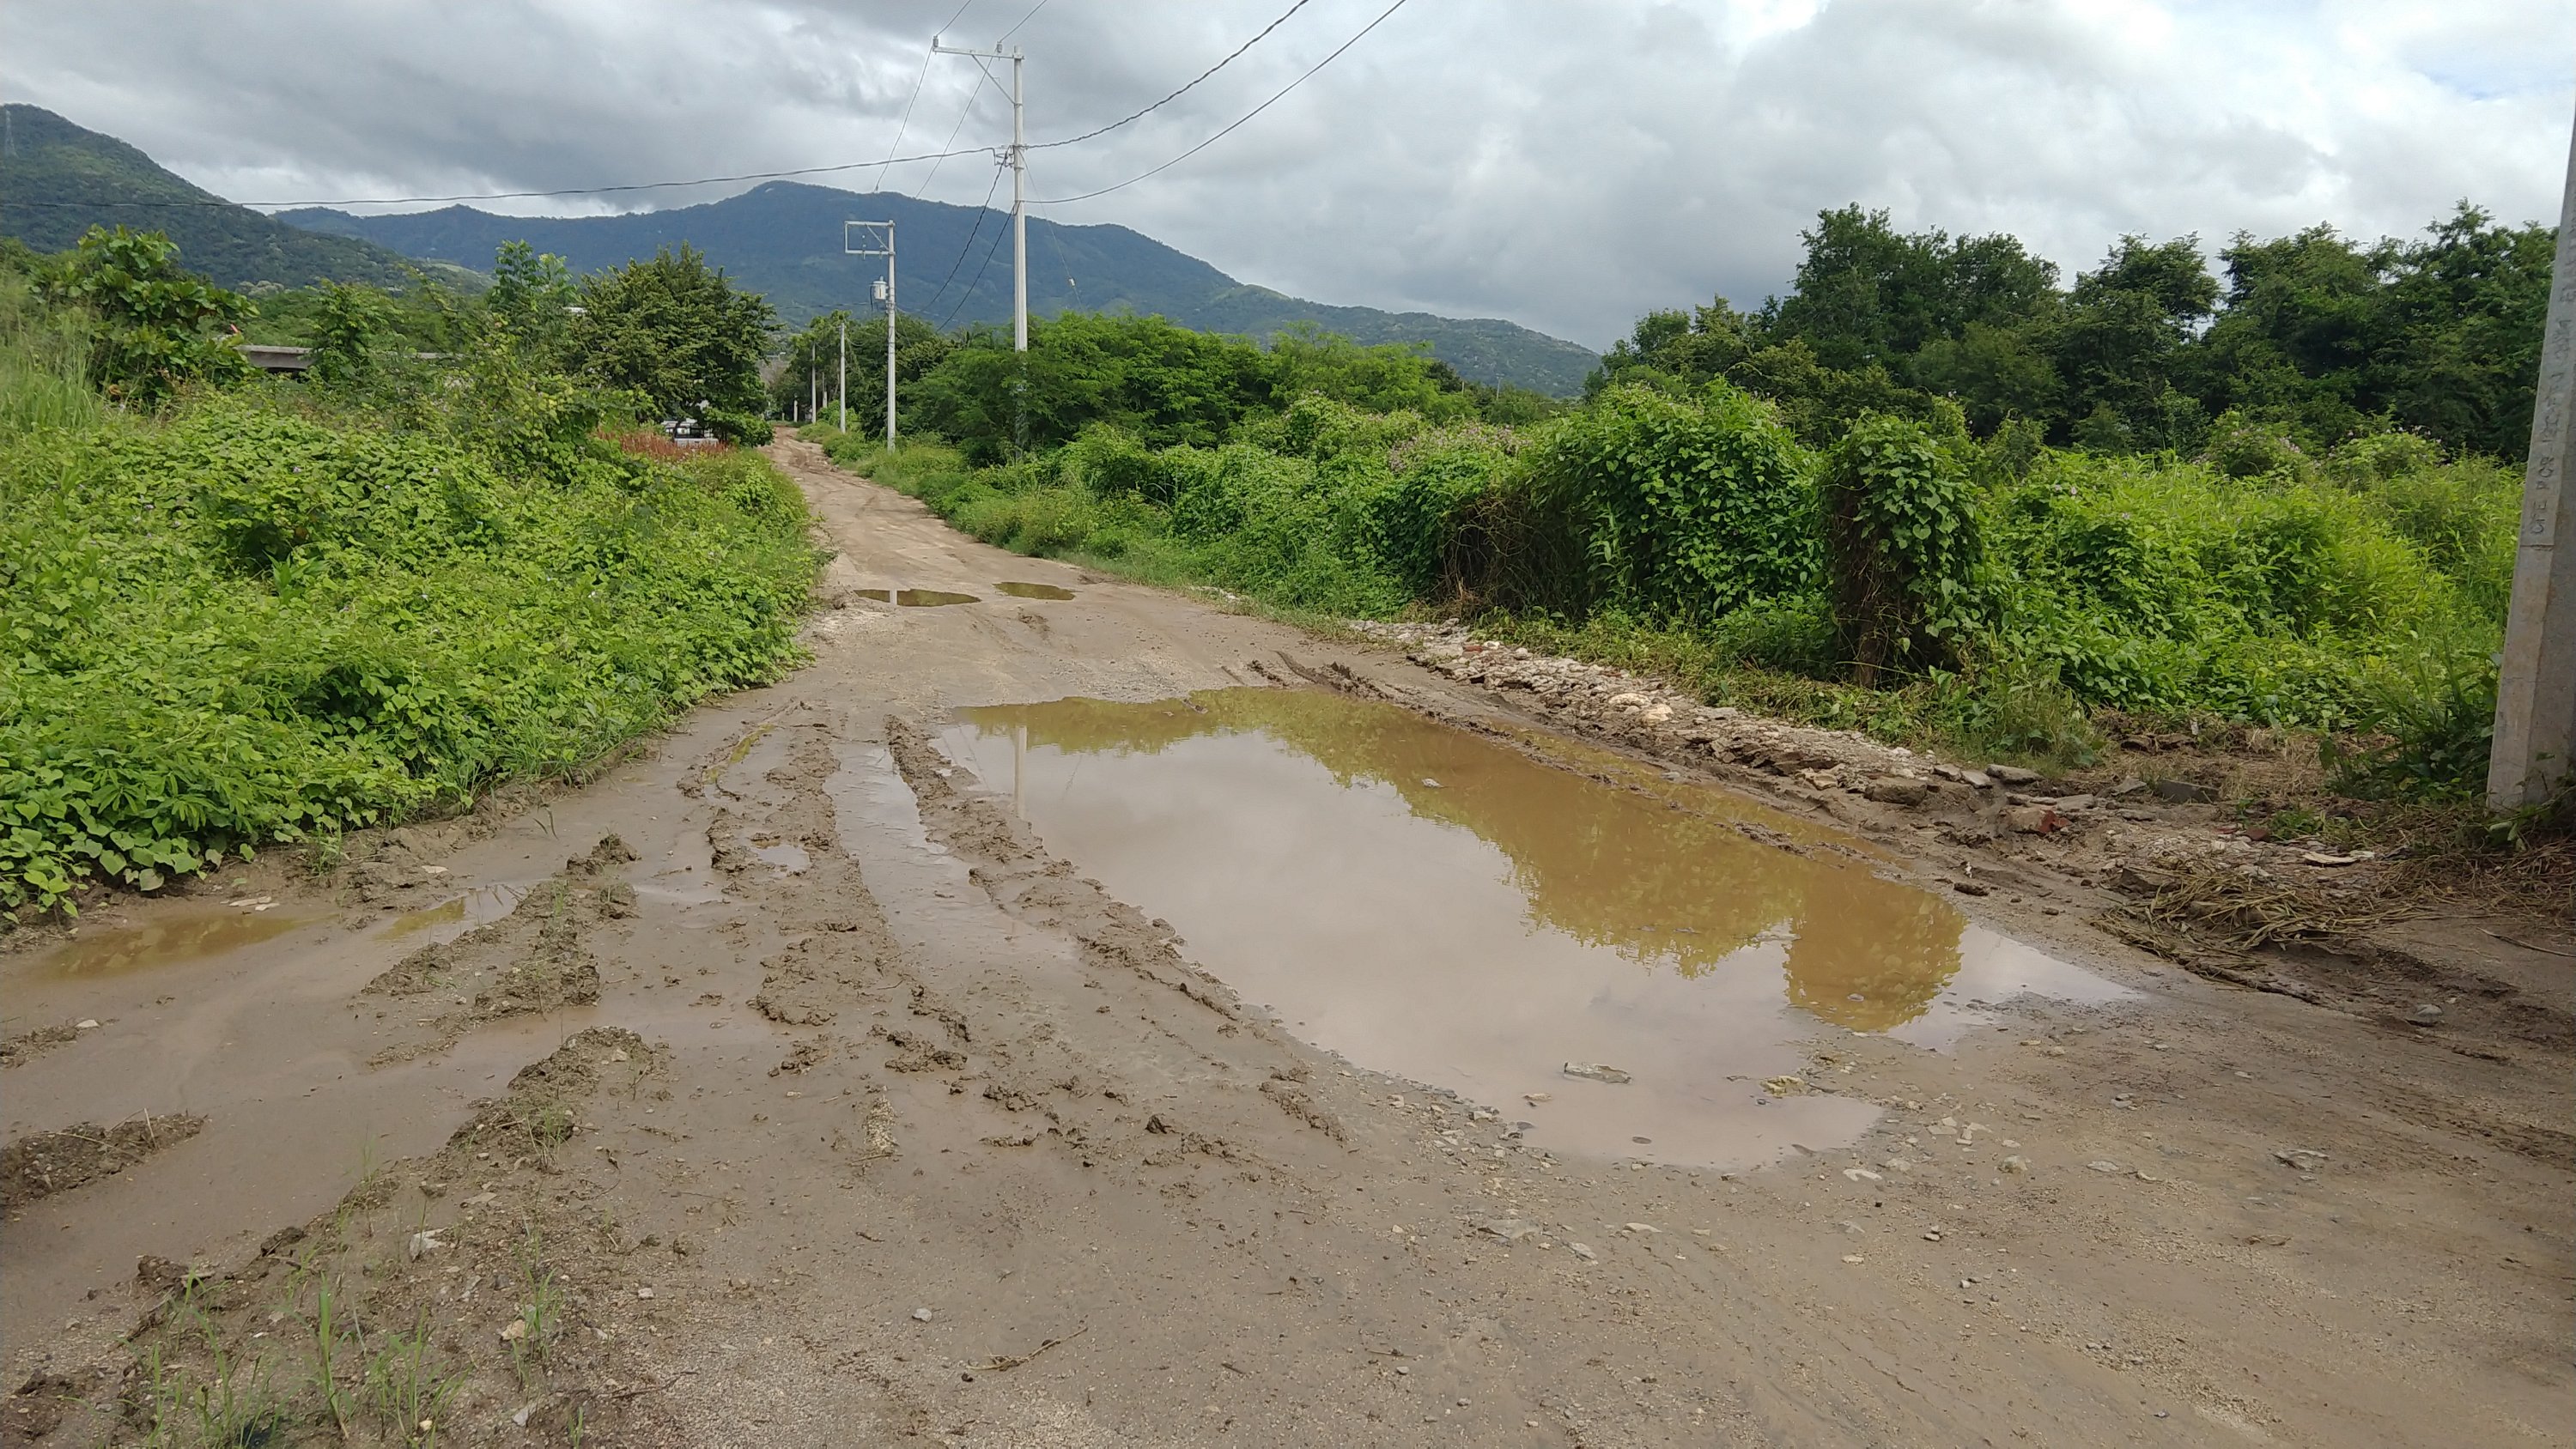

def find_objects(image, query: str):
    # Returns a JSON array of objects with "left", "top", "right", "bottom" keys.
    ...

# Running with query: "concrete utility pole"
[
  {"left": 846, "top": 221, "right": 897, "bottom": 447},
  {"left": 836, "top": 316, "right": 847, "bottom": 433},
  {"left": 2488, "top": 110, "right": 2576, "bottom": 811},
  {"left": 932, "top": 35, "right": 1028, "bottom": 351}
]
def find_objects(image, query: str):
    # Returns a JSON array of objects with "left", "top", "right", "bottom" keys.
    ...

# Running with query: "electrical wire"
[
  {"left": 939, "top": 191, "right": 1016, "bottom": 330},
  {"left": 1027, "top": 0, "right": 1315, "bottom": 152},
  {"left": 1030, "top": 0, "right": 1410, "bottom": 204},
  {"left": 998, "top": 0, "right": 1051, "bottom": 41},
  {"left": 916, "top": 157, "right": 1010, "bottom": 318},
  {"left": 871, "top": 0, "right": 981, "bottom": 191}
]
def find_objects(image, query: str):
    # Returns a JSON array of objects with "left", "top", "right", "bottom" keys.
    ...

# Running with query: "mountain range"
[{"left": 2, "top": 106, "right": 1597, "bottom": 395}]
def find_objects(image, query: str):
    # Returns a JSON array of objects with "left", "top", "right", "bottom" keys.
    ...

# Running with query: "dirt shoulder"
[{"left": 2, "top": 438, "right": 2566, "bottom": 1448}]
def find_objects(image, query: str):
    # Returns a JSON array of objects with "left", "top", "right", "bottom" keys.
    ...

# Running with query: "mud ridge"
[
  {"left": 359, "top": 836, "right": 636, "bottom": 1064},
  {"left": 0, "top": 1115, "right": 207, "bottom": 1210}
]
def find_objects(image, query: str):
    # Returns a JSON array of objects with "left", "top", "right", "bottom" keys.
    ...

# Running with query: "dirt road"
[{"left": 3, "top": 437, "right": 2567, "bottom": 1447}]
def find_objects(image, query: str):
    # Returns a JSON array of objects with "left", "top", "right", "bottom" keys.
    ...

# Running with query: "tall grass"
[{"left": 0, "top": 269, "right": 105, "bottom": 437}]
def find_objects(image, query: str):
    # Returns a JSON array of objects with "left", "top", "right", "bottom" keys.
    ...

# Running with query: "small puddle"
[
  {"left": 850, "top": 588, "right": 893, "bottom": 603},
  {"left": 27, "top": 906, "right": 312, "bottom": 979},
  {"left": 896, "top": 589, "right": 979, "bottom": 608},
  {"left": 995, "top": 581, "right": 1077, "bottom": 601},
  {"left": 947, "top": 689, "right": 2128, "bottom": 1168},
  {"left": 386, "top": 883, "right": 528, "bottom": 942}
]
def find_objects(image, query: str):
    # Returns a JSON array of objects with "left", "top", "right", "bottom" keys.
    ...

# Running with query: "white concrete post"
[{"left": 2488, "top": 111, "right": 2576, "bottom": 810}]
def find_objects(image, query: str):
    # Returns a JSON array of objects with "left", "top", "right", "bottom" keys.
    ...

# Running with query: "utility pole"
[
  {"left": 847, "top": 221, "right": 897, "bottom": 447},
  {"left": 2489, "top": 107, "right": 2576, "bottom": 810},
  {"left": 836, "top": 317, "right": 847, "bottom": 433},
  {"left": 932, "top": 35, "right": 1026, "bottom": 351}
]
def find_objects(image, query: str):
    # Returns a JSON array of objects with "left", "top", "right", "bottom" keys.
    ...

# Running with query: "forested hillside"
[{"left": 0, "top": 105, "right": 438, "bottom": 292}]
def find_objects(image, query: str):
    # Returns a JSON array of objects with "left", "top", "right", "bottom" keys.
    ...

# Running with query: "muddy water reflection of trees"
[{"left": 964, "top": 689, "right": 1963, "bottom": 1031}]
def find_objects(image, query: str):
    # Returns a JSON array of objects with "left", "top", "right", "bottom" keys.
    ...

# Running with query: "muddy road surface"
[{"left": 4, "top": 437, "right": 2567, "bottom": 1447}]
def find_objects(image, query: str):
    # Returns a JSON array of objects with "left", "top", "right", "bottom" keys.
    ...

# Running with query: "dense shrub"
[{"left": 2, "top": 395, "right": 819, "bottom": 912}]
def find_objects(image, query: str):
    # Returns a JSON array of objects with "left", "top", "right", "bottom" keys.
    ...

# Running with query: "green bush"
[
  {"left": 1820, "top": 413, "right": 1984, "bottom": 683},
  {"left": 0, "top": 396, "right": 819, "bottom": 913}
]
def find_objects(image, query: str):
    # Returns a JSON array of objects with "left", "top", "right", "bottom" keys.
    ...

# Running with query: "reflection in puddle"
[
  {"left": 995, "top": 581, "right": 1077, "bottom": 601},
  {"left": 849, "top": 588, "right": 893, "bottom": 603},
  {"left": 949, "top": 689, "right": 2128, "bottom": 1167},
  {"left": 31, "top": 907, "right": 310, "bottom": 978},
  {"left": 387, "top": 883, "right": 527, "bottom": 941},
  {"left": 896, "top": 589, "right": 979, "bottom": 608}
]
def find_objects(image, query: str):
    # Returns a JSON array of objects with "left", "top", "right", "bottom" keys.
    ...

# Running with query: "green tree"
[
  {"left": 568, "top": 244, "right": 776, "bottom": 442},
  {"left": 483, "top": 239, "right": 579, "bottom": 365},
  {"left": 43, "top": 226, "right": 250, "bottom": 406},
  {"left": 306, "top": 279, "right": 393, "bottom": 389},
  {"left": 773, "top": 310, "right": 953, "bottom": 435}
]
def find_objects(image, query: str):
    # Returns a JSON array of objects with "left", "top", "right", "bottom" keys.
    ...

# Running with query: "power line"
[
  {"left": 1031, "top": 0, "right": 1411, "bottom": 204},
  {"left": 1029, "top": 0, "right": 1315, "bottom": 153},
  {"left": 871, "top": 0, "right": 980, "bottom": 190},
  {"left": 939, "top": 196, "right": 1016, "bottom": 330},
  {"left": 998, "top": 0, "right": 1051, "bottom": 41},
  {"left": 919, "top": 158, "right": 1010, "bottom": 318}
]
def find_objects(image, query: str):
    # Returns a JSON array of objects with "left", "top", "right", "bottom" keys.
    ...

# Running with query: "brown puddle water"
[
  {"left": 29, "top": 906, "right": 313, "bottom": 979},
  {"left": 849, "top": 587, "right": 894, "bottom": 602},
  {"left": 995, "top": 581, "right": 1078, "bottom": 601},
  {"left": 946, "top": 688, "right": 2127, "bottom": 1168},
  {"left": 896, "top": 589, "right": 980, "bottom": 608}
]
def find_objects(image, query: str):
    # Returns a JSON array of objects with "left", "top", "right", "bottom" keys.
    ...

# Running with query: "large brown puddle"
[{"left": 946, "top": 688, "right": 2126, "bottom": 1167}]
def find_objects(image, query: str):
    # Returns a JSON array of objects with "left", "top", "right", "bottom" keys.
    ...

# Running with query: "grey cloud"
[{"left": 7, "top": 0, "right": 2567, "bottom": 348}]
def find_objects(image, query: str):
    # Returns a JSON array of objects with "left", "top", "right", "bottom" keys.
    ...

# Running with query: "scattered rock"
[
  {"left": 1863, "top": 776, "right": 1931, "bottom": 808},
  {"left": 2273, "top": 1148, "right": 2329, "bottom": 1171},
  {"left": 1568, "top": 1243, "right": 1597, "bottom": 1261},
  {"left": 2000, "top": 1155, "right": 2030, "bottom": 1174},
  {"left": 1523, "top": 1092, "right": 1552, "bottom": 1105},
  {"left": 1562, "top": 1062, "right": 1631, "bottom": 1085},
  {"left": 912, "top": 1307, "right": 933, "bottom": 1322},
  {"left": 498, "top": 1319, "right": 528, "bottom": 1342},
  {"left": 636, "top": 1287, "right": 654, "bottom": 1300},
  {"left": 2087, "top": 1160, "right": 2123, "bottom": 1173},
  {"left": 2053, "top": 793, "right": 2099, "bottom": 812},
  {"left": 1473, "top": 1217, "right": 1540, "bottom": 1242},
  {"left": 1761, "top": 1076, "right": 1810, "bottom": 1097},
  {"left": 1986, "top": 764, "right": 2040, "bottom": 785},
  {"left": 405, "top": 1230, "right": 447, "bottom": 1260},
  {"left": 2004, "top": 805, "right": 2065, "bottom": 835},
  {"left": 2154, "top": 779, "right": 2216, "bottom": 803},
  {"left": 2407, "top": 1003, "right": 2444, "bottom": 1028}
]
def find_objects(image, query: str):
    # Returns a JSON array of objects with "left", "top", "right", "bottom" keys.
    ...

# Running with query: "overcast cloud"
[{"left": 6, "top": 0, "right": 2569, "bottom": 347}]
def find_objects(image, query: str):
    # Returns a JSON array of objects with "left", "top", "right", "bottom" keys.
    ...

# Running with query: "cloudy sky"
[{"left": 8, "top": 0, "right": 2570, "bottom": 347}]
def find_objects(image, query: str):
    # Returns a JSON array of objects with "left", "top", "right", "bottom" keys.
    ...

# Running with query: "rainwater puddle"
[
  {"left": 27, "top": 906, "right": 313, "bottom": 980},
  {"left": 995, "top": 581, "right": 1077, "bottom": 601},
  {"left": 850, "top": 588, "right": 894, "bottom": 603},
  {"left": 946, "top": 688, "right": 2129, "bottom": 1168},
  {"left": 896, "top": 589, "right": 980, "bottom": 608}
]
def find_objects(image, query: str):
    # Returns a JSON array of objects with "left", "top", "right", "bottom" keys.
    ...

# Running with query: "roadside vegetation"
[
  {"left": 804, "top": 203, "right": 2556, "bottom": 845},
  {"left": 1, "top": 228, "right": 819, "bottom": 918}
]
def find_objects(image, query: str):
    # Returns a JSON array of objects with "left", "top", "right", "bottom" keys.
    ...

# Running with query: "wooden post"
[{"left": 2488, "top": 110, "right": 2576, "bottom": 811}]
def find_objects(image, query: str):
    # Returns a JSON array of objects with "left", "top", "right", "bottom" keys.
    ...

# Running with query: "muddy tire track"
[{"left": 359, "top": 836, "right": 638, "bottom": 1064}]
